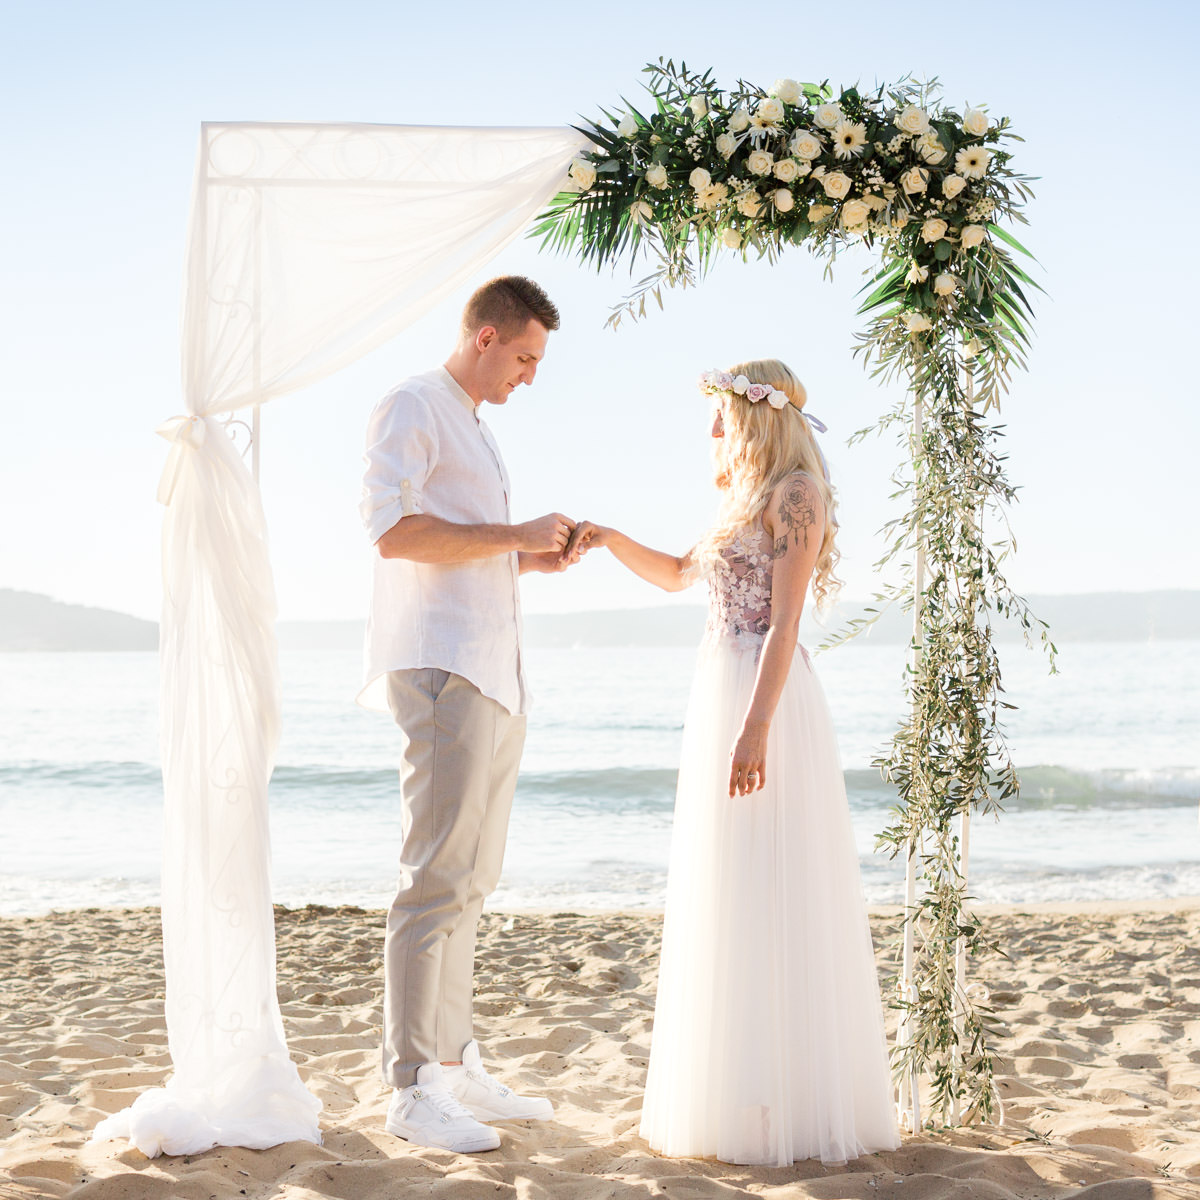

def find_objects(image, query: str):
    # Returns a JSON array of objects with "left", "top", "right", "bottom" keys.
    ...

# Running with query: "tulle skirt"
[{"left": 640, "top": 636, "right": 900, "bottom": 1166}]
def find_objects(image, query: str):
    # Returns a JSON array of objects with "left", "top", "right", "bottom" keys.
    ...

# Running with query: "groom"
[{"left": 358, "top": 276, "right": 577, "bottom": 1154}]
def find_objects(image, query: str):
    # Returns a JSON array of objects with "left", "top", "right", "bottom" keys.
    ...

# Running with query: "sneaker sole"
[
  {"left": 385, "top": 1118, "right": 501, "bottom": 1152},
  {"left": 465, "top": 1098, "right": 554, "bottom": 1123}
]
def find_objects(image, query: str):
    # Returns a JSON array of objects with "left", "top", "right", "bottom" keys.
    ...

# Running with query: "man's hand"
[
  {"left": 515, "top": 512, "right": 574, "bottom": 555},
  {"left": 519, "top": 550, "right": 574, "bottom": 575}
]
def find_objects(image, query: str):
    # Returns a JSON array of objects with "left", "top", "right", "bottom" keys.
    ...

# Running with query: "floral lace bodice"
[{"left": 704, "top": 521, "right": 775, "bottom": 650}]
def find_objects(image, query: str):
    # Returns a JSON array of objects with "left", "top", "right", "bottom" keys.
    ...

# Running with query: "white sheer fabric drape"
[{"left": 95, "top": 122, "right": 587, "bottom": 1158}]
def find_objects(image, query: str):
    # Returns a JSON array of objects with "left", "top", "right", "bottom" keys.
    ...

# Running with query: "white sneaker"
[
  {"left": 385, "top": 1063, "right": 501, "bottom": 1152},
  {"left": 444, "top": 1039, "right": 554, "bottom": 1122}
]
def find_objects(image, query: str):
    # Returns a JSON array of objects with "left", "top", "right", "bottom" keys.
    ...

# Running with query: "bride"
[{"left": 573, "top": 359, "right": 900, "bottom": 1166}]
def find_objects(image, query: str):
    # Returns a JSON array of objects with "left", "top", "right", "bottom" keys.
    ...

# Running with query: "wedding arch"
[
  {"left": 97, "top": 62, "right": 1044, "bottom": 1158},
  {"left": 538, "top": 61, "right": 1049, "bottom": 1131}
]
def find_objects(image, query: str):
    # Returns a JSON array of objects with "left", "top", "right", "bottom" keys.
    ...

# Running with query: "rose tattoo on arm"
[{"left": 773, "top": 475, "right": 819, "bottom": 558}]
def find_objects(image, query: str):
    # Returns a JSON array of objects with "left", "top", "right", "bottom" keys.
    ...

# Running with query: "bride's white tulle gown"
[{"left": 640, "top": 520, "right": 900, "bottom": 1166}]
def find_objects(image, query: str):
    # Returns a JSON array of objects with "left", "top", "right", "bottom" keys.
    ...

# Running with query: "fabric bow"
[{"left": 156, "top": 414, "right": 209, "bottom": 506}]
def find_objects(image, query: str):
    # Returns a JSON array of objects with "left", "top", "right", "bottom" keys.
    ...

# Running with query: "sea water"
[{"left": 1, "top": 642, "right": 1197, "bottom": 916}]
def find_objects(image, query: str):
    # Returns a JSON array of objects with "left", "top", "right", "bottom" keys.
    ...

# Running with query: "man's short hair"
[{"left": 462, "top": 276, "right": 560, "bottom": 339}]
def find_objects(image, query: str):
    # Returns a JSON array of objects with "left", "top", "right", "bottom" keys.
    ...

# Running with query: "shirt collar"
[{"left": 438, "top": 366, "right": 479, "bottom": 415}]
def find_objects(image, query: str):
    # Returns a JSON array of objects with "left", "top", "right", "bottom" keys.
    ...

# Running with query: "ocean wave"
[
  {"left": 844, "top": 764, "right": 1200, "bottom": 810},
  {"left": 3, "top": 761, "right": 1196, "bottom": 811}
]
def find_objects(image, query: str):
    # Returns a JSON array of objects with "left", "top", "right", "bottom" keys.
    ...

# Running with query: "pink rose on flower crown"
[{"left": 745, "top": 383, "right": 769, "bottom": 402}]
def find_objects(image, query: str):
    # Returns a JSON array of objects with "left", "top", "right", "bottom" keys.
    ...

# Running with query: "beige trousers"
[{"left": 382, "top": 668, "right": 526, "bottom": 1088}]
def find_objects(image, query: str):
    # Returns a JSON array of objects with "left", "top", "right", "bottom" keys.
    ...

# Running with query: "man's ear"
[{"left": 475, "top": 325, "right": 499, "bottom": 353}]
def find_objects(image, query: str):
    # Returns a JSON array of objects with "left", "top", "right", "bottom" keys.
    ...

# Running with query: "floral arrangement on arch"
[{"left": 535, "top": 58, "right": 1037, "bottom": 381}]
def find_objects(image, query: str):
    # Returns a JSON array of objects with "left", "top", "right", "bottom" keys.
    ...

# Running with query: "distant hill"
[
  {"left": 525, "top": 590, "right": 1200, "bottom": 647},
  {"left": 0, "top": 589, "right": 157, "bottom": 651},
  {"left": 3, "top": 588, "right": 1197, "bottom": 652}
]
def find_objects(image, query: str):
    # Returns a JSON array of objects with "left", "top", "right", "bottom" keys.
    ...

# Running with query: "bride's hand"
[
  {"left": 729, "top": 723, "right": 768, "bottom": 797},
  {"left": 563, "top": 520, "right": 611, "bottom": 560}
]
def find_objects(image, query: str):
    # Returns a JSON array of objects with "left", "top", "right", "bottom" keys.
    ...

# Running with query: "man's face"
[{"left": 476, "top": 317, "right": 549, "bottom": 405}]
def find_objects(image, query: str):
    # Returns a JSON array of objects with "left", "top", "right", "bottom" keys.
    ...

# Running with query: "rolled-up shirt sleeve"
[{"left": 359, "top": 391, "right": 439, "bottom": 545}]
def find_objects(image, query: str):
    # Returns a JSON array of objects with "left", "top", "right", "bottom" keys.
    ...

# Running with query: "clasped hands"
[{"left": 517, "top": 514, "right": 606, "bottom": 574}]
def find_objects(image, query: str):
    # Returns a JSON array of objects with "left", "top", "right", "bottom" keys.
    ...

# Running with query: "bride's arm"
[
  {"left": 728, "top": 474, "right": 825, "bottom": 796},
  {"left": 570, "top": 521, "right": 695, "bottom": 592}
]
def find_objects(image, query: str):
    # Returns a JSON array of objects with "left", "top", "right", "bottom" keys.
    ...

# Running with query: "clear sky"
[{"left": 2, "top": 0, "right": 1197, "bottom": 621}]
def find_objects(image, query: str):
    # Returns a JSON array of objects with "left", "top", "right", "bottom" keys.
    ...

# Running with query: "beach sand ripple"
[{"left": 2, "top": 904, "right": 1199, "bottom": 1199}]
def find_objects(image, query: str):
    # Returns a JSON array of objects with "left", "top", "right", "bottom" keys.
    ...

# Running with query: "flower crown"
[
  {"left": 699, "top": 369, "right": 791, "bottom": 409},
  {"left": 698, "top": 367, "right": 831, "bottom": 464}
]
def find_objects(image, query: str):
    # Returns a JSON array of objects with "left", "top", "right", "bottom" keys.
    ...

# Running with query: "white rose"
[
  {"left": 891, "top": 211, "right": 912, "bottom": 230},
  {"left": 689, "top": 95, "right": 708, "bottom": 119},
  {"left": 773, "top": 157, "right": 801, "bottom": 183},
  {"left": 617, "top": 113, "right": 638, "bottom": 139},
  {"left": 960, "top": 224, "right": 988, "bottom": 250},
  {"left": 933, "top": 272, "right": 958, "bottom": 296},
  {"left": 756, "top": 97, "right": 785, "bottom": 125},
  {"left": 921, "top": 217, "right": 949, "bottom": 242},
  {"left": 963, "top": 107, "right": 989, "bottom": 137},
  {"left": 902, "top": 312, "right": 933, "bottom": 333},
  {"left": 905, "top": 261, "right": 929, "bottom": 285},
  {"left": 773, "top": 188, "right": 795, "bottom": 213},
  {"left": 822, "top": 170, "right": 852, "bottom": 199},
  {"left": 645, "top": 163, "right": 669, "bottom": 189},
  {"left": 629, "top": 200, "right": 654, "bottom": 225},
  {"left": 568, "top": 159, "right": 597, "bottom": 191},
  {"left": 732, "top": 374, "right": 751, "bottom": 394},
  {"left": 722, "top": 227, "right": 743, "bottom": 249},
  {"left": 814, "top": 102, "right": 842, "bottom": 129},
  {"left": 900, "top": 166, "right": 929, "bottom": 195},
  {"left": 747, "top": 149, "right": 775, "bottom": 176},
  {"left": 896, "top": 105, "right": 931, "bottom": 136},
  {"left": 917, "top": 133, "right": 948, "bottom": 165},
  {"left": 715, "top": 132, "right": 737, "bottom": 159},
  {"left": 942, "top": 174, "right": 967, "bottom": 199},
  {"left": 689, "top": 166, "right": 712, "bottom": 190},
  {"left": 955, "top": 146, "right": 992, "bottom": 179},
  {"left": 770, "top": 78, "right": 803, "bottom": 105},
  {"left": 840, "top": 199, "right": 871, "bottom": 229},
  {"left": 728, "top": 107, "right": 751, "bottom": 133},
  {"left": 808, "top": 203, "right": 835, "bottom": 222},
  {"left": 790, "top": 131, "right": 823, "bottom": 160},
  {"left": 736, "top": 191, "right": 763, "bottom": 218}
]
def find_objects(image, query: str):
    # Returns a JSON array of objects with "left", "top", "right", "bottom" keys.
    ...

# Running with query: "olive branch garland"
[{"left": 533, "top": 58, "right": 1055, "bottom": 1125}]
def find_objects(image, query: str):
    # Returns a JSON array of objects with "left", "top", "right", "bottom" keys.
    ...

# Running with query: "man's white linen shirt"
[{"left": 358, "top": 366, "right": 528, "bottom": 716}]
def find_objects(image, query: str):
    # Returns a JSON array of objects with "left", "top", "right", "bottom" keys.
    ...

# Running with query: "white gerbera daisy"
[
  {"left": 695, "top": 182, "right": 730, "bottom": 211},
  {"left": 832, "top": 119, "right": 868, "bottom": 160},
  {"left": 955, "top": 146, "right": 992, "bottom": 180}
]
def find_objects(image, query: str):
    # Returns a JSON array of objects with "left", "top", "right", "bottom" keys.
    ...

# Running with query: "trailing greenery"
[{"left": 534, "top": 58, "right": 1054, "bottom": 1125}]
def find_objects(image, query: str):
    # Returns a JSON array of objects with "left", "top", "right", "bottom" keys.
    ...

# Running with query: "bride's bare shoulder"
[{"left": 764, "top": 472, "right": 824, "bottom": 537}]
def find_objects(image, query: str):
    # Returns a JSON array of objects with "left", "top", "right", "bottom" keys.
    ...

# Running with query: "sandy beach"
[{"left": 3, "top": 903, "right": 1199, "bottom": 1199}]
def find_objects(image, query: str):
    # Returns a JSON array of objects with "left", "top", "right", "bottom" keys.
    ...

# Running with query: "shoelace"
[
  {"left": 465, "top": 1066, "right": 511, "bottom": 1097},
  {"left": 409, "top": 1083, "right": 474, "bottom": 1124}
]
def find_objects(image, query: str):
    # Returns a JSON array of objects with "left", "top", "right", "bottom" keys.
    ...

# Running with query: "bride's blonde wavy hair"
[{"left": 695, "top": 359, "right": 843, "bottom": 610}]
